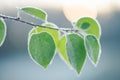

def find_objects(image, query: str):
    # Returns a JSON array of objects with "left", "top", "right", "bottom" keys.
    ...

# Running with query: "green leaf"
[
  {"left": 85, "top": 35, "right": 101, "bottom": 65},
  {"left": 29, "top": 23, "right": 59, "bottom": 47},
  {"left": 76, "top": 17, "right": 101, "bottom": 38},
  {"left": 28, "top": 32, "right": 55, "bottom": 68},
  {"left": 57, "top": 36, "right": 70, "bottom": 65},
  {"left": 66, "top": 34, "right": 86, "bottom": 74},
  {"left": 0, "top": 18, "right": 6, "bottom": 47},
  {"left": 21, "top": 7, "right": 47, "bottom": 21}
]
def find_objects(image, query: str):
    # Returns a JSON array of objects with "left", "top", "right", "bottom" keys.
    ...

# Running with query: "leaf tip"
[{"left": 76, "top": 70, "right": 81, "bottom": 74}]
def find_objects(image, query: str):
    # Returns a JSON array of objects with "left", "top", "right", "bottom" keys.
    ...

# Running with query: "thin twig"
[{"left": 0, "top": 14, "right": 82, "bottom": 35}]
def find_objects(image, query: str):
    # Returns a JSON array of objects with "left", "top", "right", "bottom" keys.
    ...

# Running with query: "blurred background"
[{"left": 0, "top": 0, "right": 120, "bottom": 80}]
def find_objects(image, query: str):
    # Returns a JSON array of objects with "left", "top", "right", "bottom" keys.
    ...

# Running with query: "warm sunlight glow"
[
  {"left": 62, "top": 0, "right": 114, "bottom": 21},
  {"left": 63, "top": 0, "right": 97, "bottom": 21}
]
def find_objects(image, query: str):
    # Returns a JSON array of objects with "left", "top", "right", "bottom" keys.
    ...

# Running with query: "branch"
[{"left": 0, "top": 14, "right": 79, "bottom": 32}]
